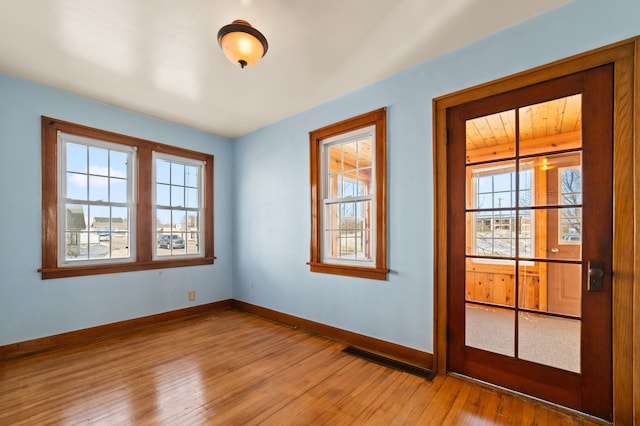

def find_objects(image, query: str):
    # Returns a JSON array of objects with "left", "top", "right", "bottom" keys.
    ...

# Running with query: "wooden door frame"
[{"left": 433, "top": 37, "right": 639, "bottom": 424}]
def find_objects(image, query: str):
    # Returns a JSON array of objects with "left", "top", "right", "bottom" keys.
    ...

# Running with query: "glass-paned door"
[{"left": 447, "top": 65, "right": 613, "bottom": 420}]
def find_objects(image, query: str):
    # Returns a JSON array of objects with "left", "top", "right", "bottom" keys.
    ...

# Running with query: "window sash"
[
  {"left": 320, "top": 126, "right": 376, "bottom": 266},
  {"left": 152, "top": 152, "right": 205, "bottom": 259},
  {"left": 57, "top": 132, "right": 136, "bottom": 266}
]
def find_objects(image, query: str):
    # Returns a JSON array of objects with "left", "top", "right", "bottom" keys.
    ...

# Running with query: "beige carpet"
[{"left": 465, "top": 304, "right": 581, "bottom": 373}]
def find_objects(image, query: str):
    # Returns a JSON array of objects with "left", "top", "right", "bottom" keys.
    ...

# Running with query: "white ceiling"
[{"left": 0, "top": 0, "right": 569, "bottom": 139}]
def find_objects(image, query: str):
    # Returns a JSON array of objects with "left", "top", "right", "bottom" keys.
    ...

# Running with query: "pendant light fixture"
[{"left": 217, "top": 20, "right": 268, "bottom": 69}]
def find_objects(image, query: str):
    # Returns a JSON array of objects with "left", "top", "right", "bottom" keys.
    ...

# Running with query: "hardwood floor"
[{"left": 0, "top": 309, "right": 605, "bottom": 425}]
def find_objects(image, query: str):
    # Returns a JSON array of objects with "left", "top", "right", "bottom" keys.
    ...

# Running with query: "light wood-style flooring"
[{"left": 0, "top": 309, "right": 605, "bottom": 425}]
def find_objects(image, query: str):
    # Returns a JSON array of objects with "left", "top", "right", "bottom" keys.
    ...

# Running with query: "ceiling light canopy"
[{"left": 217, "top": 20, "right": 268, "bottom": 69}]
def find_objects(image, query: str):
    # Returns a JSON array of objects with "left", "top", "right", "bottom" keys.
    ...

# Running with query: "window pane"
[
  {"left": 328, "top": 145, "right": 343, "bottom": 173},
  {"left": 171, "top": 185, "right": 184, "bottom": 207},
  {"left": 328, "top": 174, "right": 340, "bottom": 199},
  {"left": 89, "top": 146, "right": 109, "bottom": 176},
  {"left": 186, "top": 212, "right": 200, "bottom": 254},
  {"left": 172, "top": 210, "right": 187, "bottom": 231},
  {"left": 357, "top": 168, "right": 372, "bottom": 196},
  {"left": 342, "top": 141, "right": 357, "bottom": 171},
  {"left": 110, "top": 151, "right": 128, "bottom": 178},
  {"left": 357, "top": 138, "right": 372, "bottom": 168},
  {"left": 171, "top": 162, "right": 185, "bottom": 186},
  {"left": 66, "top": 172, "right": 87, "bottom": 200},
  {"left": 157, "top": 208, "right": 172, "bottom": 231},
  {"left": 185, "top": 187, "right": 199, "bottom": 208},
  {"left": 156, "top": 183, "right": 170, "bottom": 206},
  {"left": 185, "top": 165, "right": 199, "bottom": 188},
  {"left": 67, "top": 143, "right": 87, "bottom": 173},
  {"left": 110, "top": 177, "right": 127, "bottom": 203},
  {"left": 342, "top": 177, "right": 356, "bottom": 198},
  {"left": 156, "top": 159, "right": 171, "bottom": 184},
  {"left": 111, "top": 206, "right": 128, "bottom": 234},
  {"left": 89, "top": 175, "right": 109, "bottom": 202},
  {"left": 65, "top": 203, "right": 88, "bottom": 232}
]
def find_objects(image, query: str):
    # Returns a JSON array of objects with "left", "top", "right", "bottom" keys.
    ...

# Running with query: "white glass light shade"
[{"left": 217, "top": 20, "right": 268, "bottom": 69}]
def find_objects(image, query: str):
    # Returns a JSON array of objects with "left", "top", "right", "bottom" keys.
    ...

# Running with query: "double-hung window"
[
  {"left": 40, "top": 117, "right": 214, "bottom": 279},
  {"left": 322, "top": 127, "right": 375, "bottom": 264},
  {"left": 309, "top": 108, "right": 388, "bottom": 280},
  {"left": 154, "top": 153, "right": 204, "bottom": 258},
  {"left": 59, "top": 133, "right": 136, "bottom": 265}
]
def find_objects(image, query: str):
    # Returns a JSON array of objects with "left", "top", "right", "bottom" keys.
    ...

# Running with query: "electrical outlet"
[{"left": 188, "top": 290, "right": 196, "bottom": 301}]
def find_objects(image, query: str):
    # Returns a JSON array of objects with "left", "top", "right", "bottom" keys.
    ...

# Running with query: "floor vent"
[{"left": 342, "top": 346, "right": 436, "bottom": 381}]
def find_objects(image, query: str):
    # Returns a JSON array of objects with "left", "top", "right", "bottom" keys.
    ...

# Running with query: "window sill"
[
  {"left": 39, "top": 257, "right": 215, "bottom": 279},
  {"left": 308, "top": 262, "right": 389, "bottom": 281}
]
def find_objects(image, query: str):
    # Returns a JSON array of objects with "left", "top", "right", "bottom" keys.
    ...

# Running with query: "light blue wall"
[
  {"left": 1, "top": 0, "right": 638, "bottom": 352},
  {"left": 232, "top": 0, "right": 640, "bottom": 353},
  {"left": 0, "top": 74, "right": 234, "bottom": 346}
]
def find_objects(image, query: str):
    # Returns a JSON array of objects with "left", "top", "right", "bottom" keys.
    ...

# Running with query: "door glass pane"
[
  {"left": 466, "top": 258, "right": 515, "bottom": 307},
  {"left": 466, "top": 161, "right": 517, "bottom": 210},
  {"left": 518, "top": 261, "right": 543, "bottom": 311},
  {"left": 519, "top": 94, "right": 582, "bottom": 157},
  {"left": 518, "top": 312, "right": 581, "bottom": 373},
  {"left": 465, "top": 110, "right": 515, "bottom": 164},
  {"left": 524, "top": 208, "right": 582, "bottom": 261},
  {"left": 466, "top": 304, "right": 515, "bottom": 356},
  {"left": 467, "top": 211, "right": 516, "bottom": 257},
  {"left": 545, "top": 262, "right": 582, "bottom": 317},
  {"left": 518, "top": 153, "right": 582, "bottom": 207}
]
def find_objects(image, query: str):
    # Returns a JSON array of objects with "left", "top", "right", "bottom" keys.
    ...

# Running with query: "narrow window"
[
  {"left": 154, "top": 153, "right": 204, "bottom": 258},
  {"left": 309, "top": 108, "right": 388, "bottom": 280},
  {"left": 58, "top": 133, "right": 136, "bottom": 266}
]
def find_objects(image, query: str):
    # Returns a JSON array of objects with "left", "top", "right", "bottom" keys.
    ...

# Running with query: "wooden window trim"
[
  {"left": 40, "top": 117, "right": 215, "bottom": 279},
  {"left": 308, "top": 108, "right": 388, "bottom": 280}
]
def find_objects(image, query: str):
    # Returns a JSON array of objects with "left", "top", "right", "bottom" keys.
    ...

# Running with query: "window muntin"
[
  {"left": 308, "top": 108, "right": 387, "bottom": 280},
  {"left": 154, "top": 153, "right": 204, "bottom": 258},
  {"left": 322, "top": 127, "right": 375, "bottom": 265},
  {"left": 58, "top": 133, "right": 136, "bottom": 266}
]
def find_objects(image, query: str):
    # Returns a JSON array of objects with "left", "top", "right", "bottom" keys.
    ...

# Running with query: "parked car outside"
[{"left": 158, "top": 234, "right": 185, "bottom": 249}]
